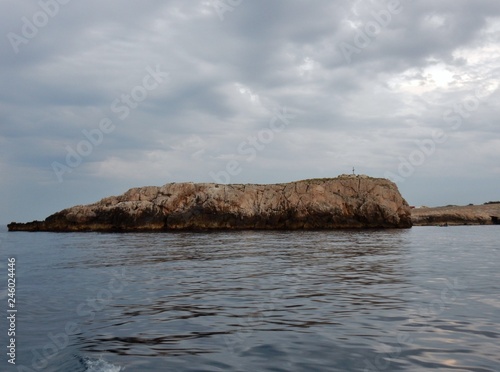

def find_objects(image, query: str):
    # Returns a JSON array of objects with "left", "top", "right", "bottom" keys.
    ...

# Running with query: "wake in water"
[{"left": 77, "top": 355, "right": 122, "bottom": 372}]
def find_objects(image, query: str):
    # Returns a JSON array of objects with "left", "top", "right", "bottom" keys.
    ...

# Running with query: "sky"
[{"left": 1, "top": 0, "right": 500, "bottom": 224}]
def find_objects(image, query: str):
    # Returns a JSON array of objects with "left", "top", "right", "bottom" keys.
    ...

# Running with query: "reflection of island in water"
[
  {"left": 73, "top": 229, "right": 412, "bottom": 360},
  {"left": 412, "top": 202, "right": 500, "bottom": 226}
]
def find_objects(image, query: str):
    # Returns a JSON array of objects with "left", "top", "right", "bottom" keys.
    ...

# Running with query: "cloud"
[{"left": 1, "top": 0, "right": 500, "bottom": 223}]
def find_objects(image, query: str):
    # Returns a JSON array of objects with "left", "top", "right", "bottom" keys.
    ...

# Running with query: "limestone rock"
[
  {"left": 412, "top": 204, "right": 500, "bottom": 226},
  {"left": 8, "top": 175, "right": 412, "bottom": 231}
]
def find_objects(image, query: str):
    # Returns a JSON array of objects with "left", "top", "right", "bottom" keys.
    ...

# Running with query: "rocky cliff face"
[{"left": 8, "top": 175, "right": 412, "bottom": 231}]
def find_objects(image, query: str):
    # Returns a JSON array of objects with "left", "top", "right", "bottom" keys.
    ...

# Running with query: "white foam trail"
[{"left": 83, "top": 357, "right": 122, "bottom": 372}]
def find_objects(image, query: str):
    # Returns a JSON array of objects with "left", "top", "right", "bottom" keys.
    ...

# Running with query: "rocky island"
[
  {"left": 411, "top": 203, "right": 500, "bottom": 226},
  {"left": 8, "top": 175, "right": 412, "bottom": 232}
]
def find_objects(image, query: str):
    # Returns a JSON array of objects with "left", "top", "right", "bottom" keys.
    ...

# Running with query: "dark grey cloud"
[{"left": 1, "top": 0, "right": 500, "bottom": 223}]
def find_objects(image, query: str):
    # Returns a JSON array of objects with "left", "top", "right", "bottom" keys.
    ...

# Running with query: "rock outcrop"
[
  {"left": 412, "top": 204, "right": 500, "bottom": 226},
  {"left": 8, "top": 175, "right": 412, "bottom": 232}
]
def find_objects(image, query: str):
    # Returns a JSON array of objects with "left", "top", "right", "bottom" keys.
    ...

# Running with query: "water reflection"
[
  {"left": 70, "top": 231, "right": 416, "bottom": 365},
  {"left": 11, "top": 227, "right": 500, "bottom": 371}
]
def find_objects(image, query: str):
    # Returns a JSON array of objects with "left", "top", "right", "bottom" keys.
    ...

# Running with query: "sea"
[{"left": 1, "top": 225, "right": 499, "bottom": 372}]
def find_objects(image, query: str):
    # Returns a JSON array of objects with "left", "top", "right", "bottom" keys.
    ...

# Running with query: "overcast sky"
[{"left": 1, "top": 0, "right": 500, "bottom": 224}]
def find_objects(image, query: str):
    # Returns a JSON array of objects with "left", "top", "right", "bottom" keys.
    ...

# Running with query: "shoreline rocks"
[
  {"left": 8, "top": 175, "right": 412, "bottom": 232},
  {"left": 411, "top": 204, "right": 500, "bottom": 226}
]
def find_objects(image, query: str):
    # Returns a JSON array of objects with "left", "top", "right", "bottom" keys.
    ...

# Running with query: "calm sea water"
[{"left": 1, "top": 226, "right": 499, "bottom": 371}]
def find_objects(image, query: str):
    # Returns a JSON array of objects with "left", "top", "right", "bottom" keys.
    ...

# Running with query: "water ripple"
[{"left": 7, "top": 228, "right": 500, "bottom": 371}]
